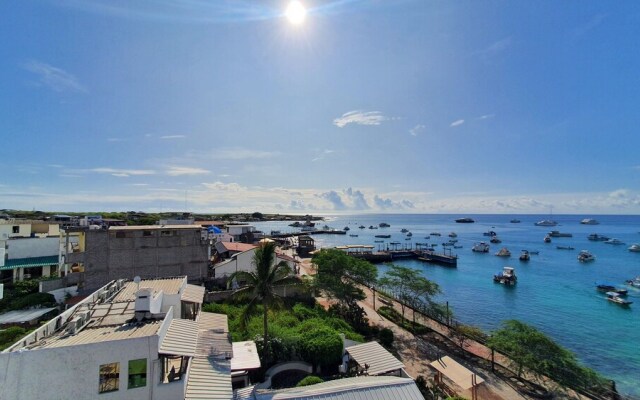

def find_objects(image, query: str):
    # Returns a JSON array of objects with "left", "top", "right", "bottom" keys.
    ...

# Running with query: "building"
[
  {"left": 0, "top": 276, "right": 260, "bottom": 400},
  {"left": 62, "top": 225, "right": 209, "bottom": 291},
  {"left": 212, "top": 243, "right": 299, "bottom": 281}
]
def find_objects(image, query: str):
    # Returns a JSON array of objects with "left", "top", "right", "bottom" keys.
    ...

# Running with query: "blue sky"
[{"left": 1, "top": 1, "right": 639, "bottom": 214}]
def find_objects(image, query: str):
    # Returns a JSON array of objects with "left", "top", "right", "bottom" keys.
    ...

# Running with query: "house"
[
  {"left": 212, "top": 243, "right": 299, "bottom": 280},
  {"left": 0, "top": 276, "right": 260, "bottom": 400},
  {"left": 61, "top": 225, "right": 209, "bottom": 291},
  {"left": 342, "top": 341, "right": 410, "bottom": 377}
]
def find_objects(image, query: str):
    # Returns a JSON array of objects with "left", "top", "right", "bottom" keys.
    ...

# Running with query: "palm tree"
[{"left": 228, "top": 241, "right": 299, "bottom": 359}]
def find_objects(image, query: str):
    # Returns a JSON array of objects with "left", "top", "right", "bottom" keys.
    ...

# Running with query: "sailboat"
[{"left": 535, "top": 206, "right": 558, "bottom": 227}]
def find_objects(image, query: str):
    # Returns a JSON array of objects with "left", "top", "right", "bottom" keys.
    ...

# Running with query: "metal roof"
[
  {"left": 112, "top": 277, "right": 186, "bottom": 302},
  {"left": 182, "top": 284, "right": 205, "bottom": 303},
  {"left": 197, "top": 312, "right": 228, "bottom": 333},
  {"left": 231, "top": 341, "right": 261, "bottom": 371},
  {"left": 429, "top": 356, "right": 485, "bottom": 390},
  {"left": 41, "top": 321, "right": 161, "bottom": 349},
  {"left": 159, "top": 319, "right": 199, "bottom": 356},
  {"left": 219, "top": 242, "right": 258, "bottom": 253},
  {"left": 252, "top": 376, "right": 423, "bottom": 400},
  {"left": 186, "top": 357, "right": 233, "bottom": 400},
  {"left": 0, "top": 255, "right": 58, "bottom": 270},
  {"left": 0, "top": 308, "right": 57, "bottom": 324},
  {"left": 345, "top": 341, "right": 405, "bottom": 376}
]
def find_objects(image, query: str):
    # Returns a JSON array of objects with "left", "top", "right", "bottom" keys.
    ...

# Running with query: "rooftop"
[
  {"left": 344, "top": 341, "right": 405, "bottom": 376},
  {"left": 108, "top": 225, "right": 201, "bottom": 231},
  {"left": 219, "top": 242, "right": 258, "bottom": 253},
  {"left": 112, "top": 277, "right": 186, "bottom": 302}
]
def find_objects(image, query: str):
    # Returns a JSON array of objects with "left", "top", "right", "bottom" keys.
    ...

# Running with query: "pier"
[{"left": 333, "top": 244, "right": 458, "bottom": 267}]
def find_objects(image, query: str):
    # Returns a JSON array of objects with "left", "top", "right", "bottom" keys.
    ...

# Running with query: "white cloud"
[
  {"left": 160, "top": 135, "right": 186, "bottom": 140},
  {"left": 90, "top": 168, "right": 156, "bottom": 177},
  {"left": 194, "top": 148, "right": 281, "bottom": 160},
  {"left": 450, "top": 119, "right": 465, "bottom": 127},
  {"left": 478, "top": 114, "right": 495, "bottom": 120},
  {"left": 22, "top": 60, "right": 86, "bottom": 93},
  {"left": 166, "top": 166, "right": 210, "bottom": 176},
  {"left": 409, "top": 124, "right": 425, "bottom": 136},
  {"left": 333, "top": 110, "right": 388, "bottom": 128}
]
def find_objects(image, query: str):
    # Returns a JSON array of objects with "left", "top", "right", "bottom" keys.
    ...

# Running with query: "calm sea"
[{"left": 253, "top": 214, "right": 640, "bottom": 397}]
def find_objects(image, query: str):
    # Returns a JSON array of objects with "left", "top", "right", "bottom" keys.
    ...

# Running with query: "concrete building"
[
  {"left": 212, "top": 243, "right": 299, "bottom": 281},
  {"left": 62, "top": 225, "right": 209, "bottom": 291},
  {"left": 0, "top": 276, "right": 260, "bottom": 400}
]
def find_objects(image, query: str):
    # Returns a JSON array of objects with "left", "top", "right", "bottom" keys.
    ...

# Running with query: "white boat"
[
  {"left": 495, "top": 247, "right": 511, "bottom": 257},
  {"left": 519, "top": 250, "right": 530, "bottom": 261},
  {"left": 581, "top": 218, "right": 599, "bottom": 225},
  {"left": 535, "top": 219, "right": 558, "bottom": 227},
  {"left": 626, "top": 276, "right": 640, "bottom": 288},
  {"left": 606, "top": 292, "right": 633, "bottom": 306},
  {"left": 587, "top": 233, "right": 609, "bottom": 241},
  {"left": 448, "top": 232, "right": 457, "bottom": 238},
  {"left": 472, "top": 242, "right": 490, "bottom": 253},
  {"left": 628, "top": 244, "right": 640, "bottom": 252},
  {"left": 577, "top": 250, "right": 595, "bottom": 262},
  {"left": 544, "top": 235, "right": 551, "bottom": 243},
  {"left": 494, "top": 266, "right": 517, "bottom": 285},
  {"left": 604, "top": 238, "right": 625, "bottom": 245}
]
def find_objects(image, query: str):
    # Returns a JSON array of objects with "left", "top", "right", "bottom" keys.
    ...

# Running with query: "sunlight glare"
[{"left": 285, "top": 1, "right": 306, "bottom": 25}]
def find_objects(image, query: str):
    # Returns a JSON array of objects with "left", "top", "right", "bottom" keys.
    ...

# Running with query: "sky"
[{"left": 1, "top": 0, "right": 639, "bottom": 214}]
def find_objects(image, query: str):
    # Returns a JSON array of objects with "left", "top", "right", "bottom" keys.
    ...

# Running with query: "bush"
[
  {"left": 10, "top": 293, "right": 56, "bottom": 310},
  {"left": 0, "top": 327, "right": 27, "bottom": 351},
  {"left": 379, "top": 328, "right": 394, "bottom": 348},
  {"left": 296, "top": 375, "right": 324, "bottom": 387},
  {"left": 299, "top": 327, "right": 343, "bottom": 369}
]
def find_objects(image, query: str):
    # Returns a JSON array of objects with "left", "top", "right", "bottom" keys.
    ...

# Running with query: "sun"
[{"left": 285, "top": 1, "right": 306, "bottom": 25}]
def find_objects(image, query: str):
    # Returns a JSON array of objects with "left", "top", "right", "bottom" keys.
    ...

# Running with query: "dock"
[{"left": 333, "top": 245, "right": 458, "bottom": 267}]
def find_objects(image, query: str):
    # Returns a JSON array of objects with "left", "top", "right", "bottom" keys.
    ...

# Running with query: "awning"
[
  {"left": 429, "top": 356, "right": 484, "bottom": 390},
  {"left": 0, "top": 255, "right": 59, "bottom": 271},
  {"left": 160, "top": 319, "right": 199, "bottom": 356},
  {"left": 182, "top": 284, "right": 205, "bottom": 304},
  {"left": 345, "top": 341, "right": 405, "bottom": 376}
]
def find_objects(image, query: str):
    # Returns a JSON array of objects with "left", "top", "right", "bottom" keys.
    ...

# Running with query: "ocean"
[{"left": 253, "top": 214, "right": 640, "bottom": 397}]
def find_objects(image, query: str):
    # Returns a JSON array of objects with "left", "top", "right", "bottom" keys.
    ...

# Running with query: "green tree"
[
  {"left": 299, "top": 326, "right": 344, "bottom": 372},
  {"left": 228, "top": 241, "right": 300, "bottom": 360},
  {"left": 452, "top": 324, "right": 487, "bottom": 349},
  {"left": 379, "top": 264, "right": 439, "bottom": 324}
]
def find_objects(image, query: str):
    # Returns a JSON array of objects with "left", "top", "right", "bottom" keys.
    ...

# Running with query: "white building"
[
  {"left": 213, "top": 243, "right": 299, "bottom": 280},
  {"left": 0, "top": 276, "right": 260, "bottom": 400}
]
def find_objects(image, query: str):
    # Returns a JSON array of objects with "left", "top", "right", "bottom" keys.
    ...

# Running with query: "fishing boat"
[
  {"left": 495, "top": 247, "right": 511, "bottom": 257},
  {"left": 379, "top": 222, "right": 390, "bottom": 228},
  {"left": 455, "top": 217, "right": 475, "bottom": 223},
  {"left": 577, "top": 250, "right": 595, "bottom": 262},
  {"left": 548, "top": 230, "right": 573, "bottom": 238},
  {"left": 596, "top": 284, "right": 627, "bottom": 296},
  {"left": 581, "top": 218, "right": 599, "bottom": 225},
  {"left": 490, "top": 236, "right": 502, "bottom": 244},
  {"left": 494, "top": 266, "right": 517, "bottom": 285},
  {"left": 604, "top": 238, "right": 625, "bottom": 245},
  {"left": 375, "top": 234, "right": 391, "bottom": 238},
  {"left": 472, "top": 242, "right": 490, "bottom": 253},
  {"left": 556, "top": 245, "right": 574, "bottom": 250},
  {"left": 628, "top": 244, "right": 640, "bottom": 252},
  {"left": 587, "top": 234, "right": 609, "bottom": 241},
  {"left": 544, "top": 235, "right": 551, "bottom": 243},
  {"left": 606, "top": 292, "right": 633, "bottom": 306},
  {"left": 519, "top": 250, "right": 530, "bottom": 261}
]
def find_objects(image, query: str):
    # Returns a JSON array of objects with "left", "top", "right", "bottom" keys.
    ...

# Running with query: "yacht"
[
  {"left": 587, "top": 234, "right": 609, "bottom": 241},
  {"left": 606, "top": 292, "right": 633, "bottom": 306},
  {"left": 494, "top": 266, "right": 517, "bottom": 285},
  {"left": 548, "top": 230, "right": 572, "bottom": 237},
  {"left": 495, "top": 247, "right": 511, "bottom": 257},
  {"left": 604, "top": 238, "right": 625, "bottom": 245},
  {"left": 472, "top": 242, "right": 490, "bottom": 253},
  {"left": 379, "top": 222, "right": 390, "bottom": 228},
  {"left": 577, "top": 250, "right": 595, "bottom": 262},
  {"left": 519, "top": 250, "right": 530, "bottom": 261},
  {"left": 581, "top": 218, "right": 599, "bottom": 225},
  {"left": 455, "top": 217, "right": 475, "bottom": 223},
  {"left": 628, "top": 244, "right": 640, "bottom": 252},
  {"left": 535, "top": 220, "right": 558, "bottom": 227}
]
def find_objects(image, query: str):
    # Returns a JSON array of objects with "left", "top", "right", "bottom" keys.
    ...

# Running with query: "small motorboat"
[
  {"left": 556, "top": 245, "right": 575, "bottom": 250},
  {"left": 375, "top": 234, "right": 391, "bottom": 238},
  {"left": 548, "top": 230, "right": 572, "bottom": 237},
  {"left": 495, "top": 247, "right": 511, "bottom": 257},
  {"left": 424, "top": 236, "right": 431, "bottom": 240},
  {"left": 400, "top": 228, "right": 409, "bottom": 233},
  {"left": 349, "top": 234, "right": 358, "bottom": 237},
  {"left": 588, "top": 233, "right": 609, "bottom": 241},
  {"left": 494, "top": 266, "right": 517, "bottom": 285},
  {"left": 519, "top": 250, "right": 530, "bottom": 261},
  {"left": 510, "top": 219, "right": 521, "bottom": 223},
  {"left": 581, "top": 218, "right": 600, "bottom": 225},
  {"left": 454, "top": 245, "right": 463, "bottom": 249},
  {"left": 374, "top": 240, "right": 384, "bottom": 243},
  {"left": 490, "top": 236, "right": 502, "bottom": 244},
  {"left": 430, "top": 232, "right": 441, "bottom": 236},
  {"left": 368, "top": 225, "right": 378, "bottom": 230},
  {"left": 483, "top": 231, "right": 497, "bottom": 237},
  {"left": 379, "top": 222, "right": 390, "bottom": 228},
  {"left": 472, "top": 242, "right": 490, "bottom": 253},
  {"left": 343, "top": 226, "right": 350, "bottom": 231},
  {"left": 577, "top": 250, "right": 595, "bottom": 262},
  {"left": 358, "top": 225, "right": 365, "bottom": 229},
  {"left": 596, "top": 284, "right": 627, "bottom": 296},
  {"left": 628, "top": 244, "right": 640, "bottom": 252},
  {"left": 606, "top": 292, "right": 633, "bottom": 306},
  {"left": 406, "top": 232, "right": 413, "bottom": 237},
  {"left": 544, "top": 235, "right": 551, "bottom": 243},
  {"left": 604, "top": 238, "right": 625, "bottom": 245},
  {"left": 448, "top": 232, "right": 457, "bottom": 238},
  {"left": 455, "top": 217, "right": 475, "bottom": 223},
  {"left": 626, "top": 276, "right": 640, "bottom": 288}
]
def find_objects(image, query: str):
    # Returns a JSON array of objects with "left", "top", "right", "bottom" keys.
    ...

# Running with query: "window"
[
  {"left": 161, "top": 230, "right": 173, "bottom": 237},
  {"left": 99, "top": 362, "right": 120, "bottom": 393},
  {"left": 12, "top": 226, "right": 19, "bottom": 234},
  {"left": 142, "top": 230, "right": 153, "bottom": 237},
  {"left": 128, "top": 359, "right": 147, "bottom": 389}
]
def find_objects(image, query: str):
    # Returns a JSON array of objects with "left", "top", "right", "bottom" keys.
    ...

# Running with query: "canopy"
[{"left": 430, "top": 356, "right": 484, "bottom": 390}]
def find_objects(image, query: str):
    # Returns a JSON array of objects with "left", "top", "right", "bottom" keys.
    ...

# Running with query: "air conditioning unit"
[{"left": 66, "top": 317, "right": 83, "bottom": 335}]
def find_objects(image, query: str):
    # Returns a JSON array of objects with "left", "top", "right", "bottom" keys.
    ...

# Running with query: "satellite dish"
[{"left": 133, "top": 276, "right": 141, "bottom": 284}]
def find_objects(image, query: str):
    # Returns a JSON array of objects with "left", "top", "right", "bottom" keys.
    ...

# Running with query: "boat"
[
  {"left": 424, "top": 236, "right": 430, "bottom": 240},
  {"left": 374, "top": 240, "right": 384, "bottom": 243},
  {"left": 604, "top": 238, "right": 625, "bottom": 245},
  {"left": 510, "top": 219, "right": 521, "bottom": 223},
  {"left": 581, "top": 218, "right": 599, "bottom": 225},
  {"left": 626, "top": 276, "right": 640, "bottom": 288},
  {"left": 301, "top": 226, "right": 317, "bottom": 232},
  {"left": 448, "top": 232, "right": 457, "bottom": 238},
  {"left": 430, "top": 232, "right": 441, "bottom": 236},
  {"left": 343, "top": 226, "right": 350, "bottom": 231},
  {"left": 349, "top": 234, "right": 358, "bottom": 237},
  {"left": 596, "top": 284, "right": 627, "bottom": 296},
  {"left": 519, "top": 250, "right": 530, "bottom": 261},
  {"left": 448, "top": 239, "right": 458, "bottom": 243},
  {"left": 400, "top": 228, "right": 409, "bottom": 233},
  {"left": 577, "top": 250, "right": 595, "bottom": 262},
  {"left": 406, "top": 232, "right": 413, "bottom": 237},
  {"left": 535, "top": 219, "right": 558, "bottom": 227},
  {"left": 483, "top": 231, "right": 497, "bottom": 237},
  {"left": 455, "top": 217, "right": 475, "bottom": 223},
  {"left": 405, "top": 237, "right": 411, "bottom": 241},
  {"left": 544, "top": 235, "right": 551, "bottom": 243},
  {"left": 454, "top": 245, "right": 463, "bottom": 249},
  {"left": 375, "top": 234, "right": 391, "bottom": 239},
  {"left": 368, "top": 225, "right": 378, "bottom": 230},
  {"left": 628, "top": 244, "right": 640, "bottom": 252},
  {"left": 270, "top": 230, "right": 282, "bottom": 236},
  {"left": 606, "top": 292, "right": 633, "bottom": 306},
  {"left": 548, "top": 230, "right": 572, "bottom": 238},
  {"left": 494, "top": 266, "right": 517, "bottom": 285},
  {"left": 442, "top": 242, "right": 453, "bottom": 246},
  {"left": 556, "top": 245, "right": 574, "bottom": 250},
  {"left": 587, "top": 234, "right": 609, "bottom": 241},
  {"left": 495, "top": 247, "right": 511, "bottom": 257},
  {"left": 379, "top": 222, "right": 390, "bottom": 228},
  {"left": 358, "top": 225, "right": 365, "bottom": 229},
  {"left": 490, "top": 236, "right": 502, "bottom": 244},
  {"left": 472, "top": 242, "right": 490, "bottom": 253},
  {"left": 289, "top": 221, "right": 302, "bottom": 227}
]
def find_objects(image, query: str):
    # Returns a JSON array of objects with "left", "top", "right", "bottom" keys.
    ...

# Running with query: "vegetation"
[
  {"left": 228, "top": 241, "right": 301, "bottom": 361},
  {"left": 378, "top": 327, "right": 394, "bottom": 348},
  {"left": 379, "top": 264, "right": 440, "bottom": 324},
  {"left": 488, "top": 320, "right": 610, "bottom": 393},
  {"left": 0, "top": 278, "right": 57, "bottom": 313},
  {"left": 451, "top": 324, "right": 487, "bottom": 349},
  {"left": 296, "top": 375, "right": 324, "bottom": 387}
]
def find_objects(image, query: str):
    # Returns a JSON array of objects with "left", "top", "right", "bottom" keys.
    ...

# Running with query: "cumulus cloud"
[
  {"left": 22, "top": 60, "right": 86, "bottom": 93},
  {"left": 409, "top": 124, "right": 425, "bottom": 136},
  {"left": 333, "top": 110, "right": 388, "bottom": 128},
  {"left": 319, "top": 190, "right": 347, "bottom": 210},
  {"left": 166, "top": 166, "right": 210, "bottom": 176},
  {"left": 450, "top": 119, "right": 465, "bottom": 127},
  {"left": 344, "top": 187, "right": 370, "bottom": 210}
]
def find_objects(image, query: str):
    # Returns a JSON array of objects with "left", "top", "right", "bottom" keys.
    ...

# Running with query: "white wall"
[
  {"left": 214, "top": 249, "right": 256, "bottom": 278},
  {"left": 7, "top": 237, "right": 60, "bottom": 259}
]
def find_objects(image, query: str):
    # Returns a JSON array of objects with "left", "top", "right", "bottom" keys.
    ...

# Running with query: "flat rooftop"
[{"left": 108, "top": 225, "right": 201, "bottom": 231}]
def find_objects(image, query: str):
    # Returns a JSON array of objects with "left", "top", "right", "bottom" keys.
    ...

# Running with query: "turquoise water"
[{"left": 254, "top": 214, "right": 640, "bottom": 397}]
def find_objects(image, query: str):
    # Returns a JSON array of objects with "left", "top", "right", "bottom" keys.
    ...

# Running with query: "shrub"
[
  {"left": 296, "top": 376, "right": 324, "bottom": 387},
  {"left": 10, "top": 293, "right": 56, "bottom": 310},
  {"left": 379, "top": 328, "right": 394, "bottom": 348},
  {"left": 299, "top": 327, "right": 343, "bottom": 369},
  {"left": 0, "top": 327, "right": 27, "bottom": 351}
]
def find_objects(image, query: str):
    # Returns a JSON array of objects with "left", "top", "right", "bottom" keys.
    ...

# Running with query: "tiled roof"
[
  {"left": 197, "top": 312, "right": 228, "bottom": 333},
  {"left": 345, "top": 341, "right": 405, "bottom": 376},
  {"left": 0, "top": 255, "right": 58, "bottom": 271}
]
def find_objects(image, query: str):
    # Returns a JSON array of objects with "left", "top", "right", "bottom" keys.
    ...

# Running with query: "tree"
[
  {"left": 451, "top": 324, "right": 487, "bottom": 349},
  {"left": 228, "top": 241, "right": 300, "bottom": 360},
  {"left": 312, "top": 249, "right": 377, "bottom": 305},
  {"left": 379, "top": 264, "right": 439, "bottom": 324},
  {"left": 299, "top": 326, "right": 344, "bottom": 372}
]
